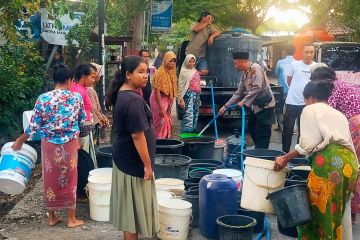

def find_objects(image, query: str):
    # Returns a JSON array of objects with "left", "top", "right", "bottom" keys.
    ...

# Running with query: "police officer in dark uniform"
[{"left": 219, "top": 52, "right": 275, "bottom": 149}]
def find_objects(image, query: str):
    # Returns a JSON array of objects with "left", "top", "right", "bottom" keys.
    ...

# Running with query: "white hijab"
[{"left": 178, "top": 54, "right": 197, "bottom": 102}]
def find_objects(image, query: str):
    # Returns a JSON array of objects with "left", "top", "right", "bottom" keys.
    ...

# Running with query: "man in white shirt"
[{"left": 282, "top": 44, "right": 316, "bottom": 152}]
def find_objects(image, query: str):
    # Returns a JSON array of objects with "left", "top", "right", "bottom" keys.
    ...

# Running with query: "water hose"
[
  {"left": 254, "top": 216, "right": 271, "bottom": 240},
  {"left": 240, "top": 106, "right": 246, "bottom": 174},
  {"left": 210, "top": 81, "right": 218, "bottom": 140},
  {"left": 197, "top": 103, "right": 238, "bottom": 136},
  {"left": 265, "top": 216, "right": 271, "bottom": 240}
]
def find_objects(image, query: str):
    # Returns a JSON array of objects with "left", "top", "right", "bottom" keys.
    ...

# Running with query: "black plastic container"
[
  {"left": 188, "top": 168, "right": 212, "bottom": 179},
  {"left": 268, "top": 184, "right": 311, "bottom": 228},
  {"left": 217, "top": 215, "right": 256, "bottom": 240},
  {"left": 156, "top": 139, "right": 184, "bottom": 154},
  {"left": 181, "top": 137, "right": 216, "bottom": 159},
  {"left": 184, "top": 178, "right": 201, "bottom": 190},
  {"left": 277, "top": 169, "right": 310, "bottom": 237},
  {"left": 96, "top": 145, "right": 113, "bottom": 168},
  {"left": 154, "top": 154, "right": 191, "bottom": 180},
  {"left": 241, "top": 149, "right": 285, "bottom": 160},
  {"left": 185, "top": 189, "right": 199, "bottom": 227}
]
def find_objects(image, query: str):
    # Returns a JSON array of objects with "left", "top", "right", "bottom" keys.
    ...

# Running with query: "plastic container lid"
[
  {"left": 158, "top": 198, "right": 192, "bottom": 210},
  {"left": 155, "top": 178, "right": 184, "bottom": 186}
]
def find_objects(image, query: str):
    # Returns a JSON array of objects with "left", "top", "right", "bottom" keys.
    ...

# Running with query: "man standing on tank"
[
  {"left": 219, "top": 52, "right": 275, "bottom": 149},
  {"left": 185, "top": 11, "right": 220, "bottom": 76}
]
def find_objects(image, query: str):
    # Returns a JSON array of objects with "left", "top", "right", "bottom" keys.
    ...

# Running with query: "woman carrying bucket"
[
  {"left": 274, "top": 80, "right": 358, "bottom": 239},
  {"left": 150, "top": 51, "right": 178, "bottom": 139},
  {"left": 105, "top": 56, "right": 159, "bottom": 240},
  {"left": 178, "top": 54, "right": 201, "bottom": 133},
  {"left": 12, "top": 64, "right": 86, "bottom": 228},
  {"left": 311, "top": 66, "right": 360, "bottom": 225}
]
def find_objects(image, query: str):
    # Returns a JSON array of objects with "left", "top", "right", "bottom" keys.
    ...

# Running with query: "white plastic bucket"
[
  {"left": 87, "top": 175, "right": 112, "bottom": 221},
  {"left": 0, "top": 142, "right": 37, "bottom": 194},
  {"left": 213, "top": 168, "right": 243, "bottom": 191},
  {"left": 89, "top": 167, "right": 112, "bottom": 177},
  {"left": 240, "top": 157, "right": 288, "bottom": 213},
  {"left": 156, "top": 190, "right": 175, "bottom": 203},
  {"left": 157, "top": 199, "right": 192, "bottom": 240},
  {"left": 22, "top": 111, "right": 41, "bottom": 141},
  {"left": 155, "top": 178, "right": 185, "bottom": 191},
  {"left": 213, "top": 139, "right": 225, "bottom": 161}
]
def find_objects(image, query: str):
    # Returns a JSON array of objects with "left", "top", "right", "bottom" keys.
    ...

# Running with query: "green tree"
[
  {"left": 0, "top": 42, "right": 44, "bottom": 142},
  {"left": 150, "top": 18, "right": 192, "bottom": 51},
  {"left": 336, "top": 0, "right": 360, "bottom": 40},
  {"left": 173, "top": 0, "right": 285, "bottom": 33}
]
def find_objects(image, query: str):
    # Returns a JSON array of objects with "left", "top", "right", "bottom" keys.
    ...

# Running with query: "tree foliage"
[{"left": 0, "top": 42, "right": 44, "bottom": 142}]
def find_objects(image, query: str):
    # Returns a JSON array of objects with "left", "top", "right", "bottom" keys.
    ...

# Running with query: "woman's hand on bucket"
[
  {"left": 274, "top": 156, "right": 287, "bottom": 171},
  {"left": 144, "top": 166, "right": 153, "bottom": 180},
  {"left": 12, "top": 133, "right": 27, "bottom": 151}
]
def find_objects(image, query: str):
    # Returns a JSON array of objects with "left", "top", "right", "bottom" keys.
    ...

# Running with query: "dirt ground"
[{"left": 0, "top": 164, "right": 42, "bottom": 220}]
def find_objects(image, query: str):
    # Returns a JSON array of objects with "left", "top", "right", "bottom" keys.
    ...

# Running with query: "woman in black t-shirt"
[{"left": 105, "top": 56, "right": 158, "bottom": 240}]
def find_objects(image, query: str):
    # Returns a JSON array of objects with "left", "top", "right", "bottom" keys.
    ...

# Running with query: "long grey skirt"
[{"left": 109, "top": 167, "right": 159, "bottom": 238}]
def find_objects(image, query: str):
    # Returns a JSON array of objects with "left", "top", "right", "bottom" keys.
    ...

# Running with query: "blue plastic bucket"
[{"left": 0, "top": 142, "right": 37, "bottom": 194}]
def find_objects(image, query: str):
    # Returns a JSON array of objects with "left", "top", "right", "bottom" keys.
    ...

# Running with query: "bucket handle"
[
  {"left": 245, "top": 169, "right": 285, "bottom": 189},
  {"left": 288, "top": 174, "right": 305, "bottom": 181}
]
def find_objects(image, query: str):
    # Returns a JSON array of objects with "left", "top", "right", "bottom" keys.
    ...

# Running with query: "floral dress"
[{"left": 25, "top": 89, "right": 86, "bottom": 210}]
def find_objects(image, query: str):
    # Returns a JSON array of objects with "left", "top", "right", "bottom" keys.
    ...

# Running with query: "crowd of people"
[{"left": 8, "top": 9, "right": 360, "bottom": 240}]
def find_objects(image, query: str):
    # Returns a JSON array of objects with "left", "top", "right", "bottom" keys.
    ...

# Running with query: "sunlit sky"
[{"left": 266, "top": 6, "right": 311, "bottom": 29}]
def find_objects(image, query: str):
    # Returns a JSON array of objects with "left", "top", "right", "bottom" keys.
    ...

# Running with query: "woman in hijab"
[
  {"left": 178, "top": 54, "right": 201, "bottom": 133},
  {"left": 150, "top": 51, "right": 178, "bottom": 139}
]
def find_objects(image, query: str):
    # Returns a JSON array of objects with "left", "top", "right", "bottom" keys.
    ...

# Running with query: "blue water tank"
[
  {"left": 207, "top": 31, "right": 263, "bottom": 87},
  {"left": 199, "top": 174, "right": 237, "bottom": 238}
]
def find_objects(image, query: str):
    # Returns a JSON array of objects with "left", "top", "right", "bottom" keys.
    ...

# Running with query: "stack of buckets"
[
  {"left": 0, "top": 142, "right": 37, "bottom": 194},
  {"left": 155, "top": 178, "right": 193, "bottom": 240},
  {"left": 87, "top": 168, "right": 112, "bottom": 221}
]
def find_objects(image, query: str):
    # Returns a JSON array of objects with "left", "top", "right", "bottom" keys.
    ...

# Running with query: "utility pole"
[{"left": 98, "top": 0, "right": 105, "bottom": 110}]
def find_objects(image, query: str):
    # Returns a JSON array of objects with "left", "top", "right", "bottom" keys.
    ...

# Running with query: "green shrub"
[{"left": 0, "top": 42, "right": 44, "bottom": 143}]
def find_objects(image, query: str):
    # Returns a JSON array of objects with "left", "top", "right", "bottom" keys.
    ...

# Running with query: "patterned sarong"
[
  {"left": 41, "top": 139, "right": 78, "bottom": 210},
  {"left": 181, "top": 90, "right": 201, "bottom": 133},
  {"left": 298, "top": 144, "right": 358, "bottom": 240}
]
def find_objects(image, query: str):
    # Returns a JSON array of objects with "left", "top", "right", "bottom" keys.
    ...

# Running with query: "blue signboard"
[{"left": 151, "top": 0, "right": 173, "bottom": 32}]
